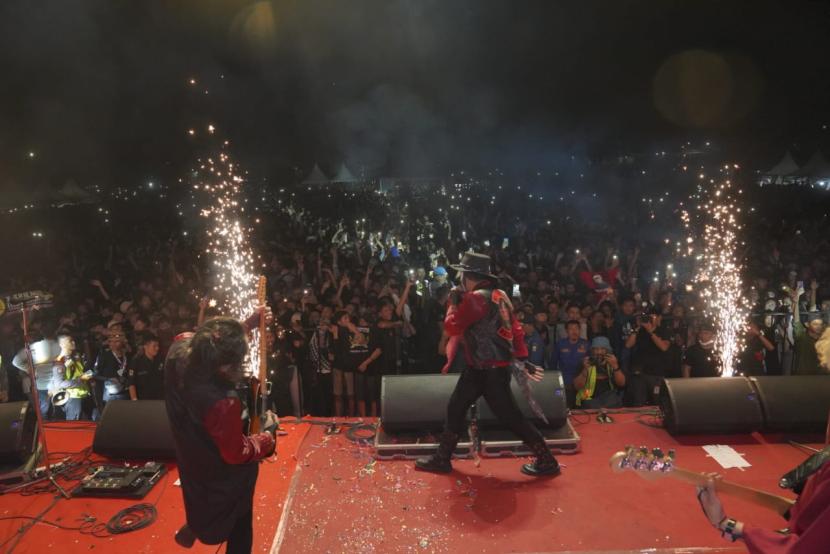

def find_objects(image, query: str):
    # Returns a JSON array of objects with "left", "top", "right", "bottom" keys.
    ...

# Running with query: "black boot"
[
  {"left": 415, "top": 431, "right": 459, "bottom": 473},
  {"left": 521, "top": 440, "right": 561, "bottom": 477},
  {"left": 175, "top": 524, "right": 196, "bottom": 548}
]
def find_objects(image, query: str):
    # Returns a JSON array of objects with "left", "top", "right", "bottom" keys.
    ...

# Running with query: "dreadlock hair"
[{"left": 186, "top": 317, "right": 248, "bottom": 385}]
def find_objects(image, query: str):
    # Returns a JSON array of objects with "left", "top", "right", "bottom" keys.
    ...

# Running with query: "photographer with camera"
[
  {"left": 573, "top": 336, "right": 625, "bottom": 408},
  {"left": 624, "top": 308, "right": 670, "bottom": 406}
]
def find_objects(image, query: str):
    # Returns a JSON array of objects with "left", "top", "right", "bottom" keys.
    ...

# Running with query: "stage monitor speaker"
[
  {"left": 751, "top": 376, "right": 830, "bottom": 433},
  {"left": 660, "top": 377, "right": 763, "bottom": 435},
  {"left": 476, "top": 370, "right": 568, "bottom": 430},
  {"left": 381, "top": 374, "right": 460, "bottom": 433},
  {"left": 93, "top": 400, "right": 176, "bottom": 459},
  {"left": 0, "top": 401, "right": 37, "bottom": 465}
]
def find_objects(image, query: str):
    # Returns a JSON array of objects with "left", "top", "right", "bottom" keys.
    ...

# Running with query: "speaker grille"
[
  {"left": 93, "top": 400, "right": 176, "bottom": 459},
  {"left": 660, "top": 377, "right": 763, "bottom": 435}
]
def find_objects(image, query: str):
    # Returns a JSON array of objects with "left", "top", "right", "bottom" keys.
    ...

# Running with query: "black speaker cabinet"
[
  {"left": 0, "top": 401, "right": 37, "bottom": 465},
  {"left": 476, "top": 370, "right": 568, "bottom": 430},
  {"left": 93, "top": 400, "right": 176, "bottom": 459},
  {"left": 751, "top": 376, "right": 830, "bottom": 433},
  {"left": 381, "top": 374, "right": 460, "bottom": 432},
  {"left": 660, "top": 377, "right": 764, "bottom": 435}
]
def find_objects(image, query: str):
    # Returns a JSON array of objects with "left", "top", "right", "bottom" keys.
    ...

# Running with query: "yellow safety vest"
[
  {"left": 575, "top": 364, "right": 616, "bottom": 407},
  {"left": 62, "top": 359, "right": 90, "bottom": 399}
]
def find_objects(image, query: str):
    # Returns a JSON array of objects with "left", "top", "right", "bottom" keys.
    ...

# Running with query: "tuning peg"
[
  {"left": 652, "top": 447, "right": 664, "bottom": 459},
  {"left": 667, "top": 449, "right": 676, "bottom": 460}
]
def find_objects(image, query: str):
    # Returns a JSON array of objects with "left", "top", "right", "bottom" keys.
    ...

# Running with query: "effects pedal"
[{"left": 72, "top": 461, "right": 166, "bottom": 499}]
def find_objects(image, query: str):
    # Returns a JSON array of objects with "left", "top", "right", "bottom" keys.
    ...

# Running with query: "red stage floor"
[
  {"left": 0, "top": 421, "right": 309, "bottom": 554},
  {"left": 0, "top": 414, "right": 822, "bottom": 553}
]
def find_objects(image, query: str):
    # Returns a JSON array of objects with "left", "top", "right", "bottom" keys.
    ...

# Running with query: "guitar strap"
[{"left": 779, "top": 445, "right": 830, "bottom": 497}]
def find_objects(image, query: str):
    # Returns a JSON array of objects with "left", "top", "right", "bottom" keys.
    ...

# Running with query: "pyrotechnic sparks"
[
  {"left": 194, "top": 142, "right": 261, "bottom": 376},
  {"left": 682, "top": 176, "right": 748, "bottom": 377}
]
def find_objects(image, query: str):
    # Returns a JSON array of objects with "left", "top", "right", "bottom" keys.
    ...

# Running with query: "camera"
[
  {"left": 590, "top": 354, "right": 606, "bottom": 366},
  {"left": 638, "top": 314, "right": 652, "bottom": 325}
]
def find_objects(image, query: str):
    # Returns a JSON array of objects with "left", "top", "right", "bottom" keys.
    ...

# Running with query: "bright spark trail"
[
  {"left": 194, "top": 128, "right": 261, "bottom": 376},
  {"left": 682, "top": 169, "right": 748, "bottom": 377}
]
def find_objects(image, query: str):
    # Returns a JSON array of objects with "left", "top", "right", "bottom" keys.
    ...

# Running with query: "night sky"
[{"left": 1, "top": 0, "right": 829, "bottom": 188}]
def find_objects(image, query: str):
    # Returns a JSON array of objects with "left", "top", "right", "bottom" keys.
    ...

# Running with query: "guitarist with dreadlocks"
[{"left": 165, "top": 309, "right": 277, "bottom": 554}]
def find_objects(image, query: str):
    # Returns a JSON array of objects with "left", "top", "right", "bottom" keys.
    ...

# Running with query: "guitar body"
[{"left": 248, "top": 276, "right": 268, "bottom": 435}]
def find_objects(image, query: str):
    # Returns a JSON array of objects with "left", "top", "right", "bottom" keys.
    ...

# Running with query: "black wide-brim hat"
[{"left": 450, "top": 252, "right": 499, "bottom": 280}]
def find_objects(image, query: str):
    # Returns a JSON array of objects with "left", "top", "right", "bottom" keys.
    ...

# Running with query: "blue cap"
[
  {"left": 591, "top": 336, "right": 612, "bottom": 351},
  {"left": 433, "top": 266, "right": 447, "bottom": 276}
]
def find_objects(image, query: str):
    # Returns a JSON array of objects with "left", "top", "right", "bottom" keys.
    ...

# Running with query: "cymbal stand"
[{"left": 21, "top": 305, "right": 70, "bottom": 499}]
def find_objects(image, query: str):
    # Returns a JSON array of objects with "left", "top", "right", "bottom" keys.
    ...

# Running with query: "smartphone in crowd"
[{"left": 512, "top": 283, "right": 521, "bottom": 298}]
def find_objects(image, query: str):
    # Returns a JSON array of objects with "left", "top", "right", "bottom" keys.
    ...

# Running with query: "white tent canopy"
[
  {"left": 762, "top": 151, "right": 799, "bottom": 179},
  {"left": 794, "top": 151, "right": 830, "bottom": 179},
  {"left": 302, "top": 163, "right": 329, "bottom": 185},
  {"left": 332, "top": 163, "right": 358, "bottom": 183}
]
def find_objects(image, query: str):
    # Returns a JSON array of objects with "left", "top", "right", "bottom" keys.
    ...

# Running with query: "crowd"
[{"left": 1, "top": 178, "right": 829, "bottom": 421}]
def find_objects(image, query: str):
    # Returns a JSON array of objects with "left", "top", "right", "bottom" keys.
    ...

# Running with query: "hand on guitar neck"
[
  {"left": 610, "top": 446, "right": 796, "bottom": 517},
  {"left": 242, "top": 305, "right": 273, "bottom": 334}
]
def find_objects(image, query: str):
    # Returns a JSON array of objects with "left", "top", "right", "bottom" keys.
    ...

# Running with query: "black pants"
[
  {"left": 312, "top": 372, "right": 333, "bottom": 416},
  {"left": 226, "top": 508, "right": 253, "bottom": 554},
  {"left": 445, "top": 367, "right": 545, "bottom": 447},
  {"left": 623, "top": 373, "right": 664, "bottom": 407}
]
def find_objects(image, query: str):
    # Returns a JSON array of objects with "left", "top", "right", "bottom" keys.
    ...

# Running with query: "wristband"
[{"left": 719, "top": 518, "right": 741, "bottom": 542}]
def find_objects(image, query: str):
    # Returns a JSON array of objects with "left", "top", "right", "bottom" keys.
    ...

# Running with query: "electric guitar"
[
  {"left": 609, "top": 445, "right": 796, "bottom": 516},
  {"left": 248, "top": 276, "right": 269, "bottom": 435}
]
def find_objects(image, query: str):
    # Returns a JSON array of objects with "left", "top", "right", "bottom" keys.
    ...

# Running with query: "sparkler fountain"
[
  {"left": 682, "top": 170, "right": 748, "bottom": 377},
  {"left": 192, "top": 129, "right": 261, "bottom": 375}
]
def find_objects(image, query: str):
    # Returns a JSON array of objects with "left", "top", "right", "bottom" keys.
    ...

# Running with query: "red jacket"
[
  {"left": 743, "top": 462, "right": 830, "bottom": 553},
  {"left": 444, "top": 285, "right": 528, "bottom": 369}
]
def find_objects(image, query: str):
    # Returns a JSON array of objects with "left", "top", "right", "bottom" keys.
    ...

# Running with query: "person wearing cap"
[
  {"left": 791, "top": 282, "right": 827, "bottom": 375},
  {"left": 414, "top": 252, "right": 560, "bottom": 477},
  {"left": 573, "top": 336, "right": 624, "bottom": 408},
  {"left": 428, "top": 266, "right": 449, "bottom": 298},
  {"left": 682, "top": 323, "right": 721, "bottom": 378}
]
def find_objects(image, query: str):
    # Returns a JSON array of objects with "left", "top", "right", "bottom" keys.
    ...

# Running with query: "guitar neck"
[
  {"left": 670, "top": 466, "right": 795, "bottom": 516},
  {"left": 258, "top": 309, "right": 267, "bottom": 395},
  {"left": 249, "top": 275, "right": 268, "bottom": 435},
  {"left": 257, "top": 275, "right": 268, "bottom": 398}
]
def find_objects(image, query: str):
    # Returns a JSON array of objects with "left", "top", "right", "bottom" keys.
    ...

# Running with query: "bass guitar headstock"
[{"left": 609, "top": 445, "right": 676, "bottom": 480}]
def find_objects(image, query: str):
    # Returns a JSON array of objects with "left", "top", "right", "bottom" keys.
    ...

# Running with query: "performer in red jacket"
[
  {"left": 414, "top": 252, "right": 560, "bottom": 476},
  {"left": 165, "top": 316, "right": 277, "bottom": 554}
]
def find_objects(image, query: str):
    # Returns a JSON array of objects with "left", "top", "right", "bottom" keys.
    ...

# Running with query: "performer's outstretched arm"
[{"left": 203, "top": 397, "right": 275, "bottom": 465}]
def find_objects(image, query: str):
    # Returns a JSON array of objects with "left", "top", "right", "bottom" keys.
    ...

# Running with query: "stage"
[{"left": 0, "top": 412, "right": 821, "bottom": 553}]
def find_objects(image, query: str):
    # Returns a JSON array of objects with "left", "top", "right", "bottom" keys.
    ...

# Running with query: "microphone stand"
[{"left": 21, "top": 305, "right": 70, "bottom": 499}]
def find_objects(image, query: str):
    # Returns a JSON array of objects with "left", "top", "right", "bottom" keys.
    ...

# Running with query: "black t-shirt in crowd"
[
  {"left": 738, "top": 336, "right": 767, "bottom": 376},
  {"left": 631, "top": 326, "right": 671, "bottom": 377},
  {"left": 683, "top": 344, "right": 721, "bottom": 378},
  {"left": 334, "top": 325, "right": 373, "bottom": 373},
  {"left": 127, "top": 353, "right": 164, "bottom": 400}
]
